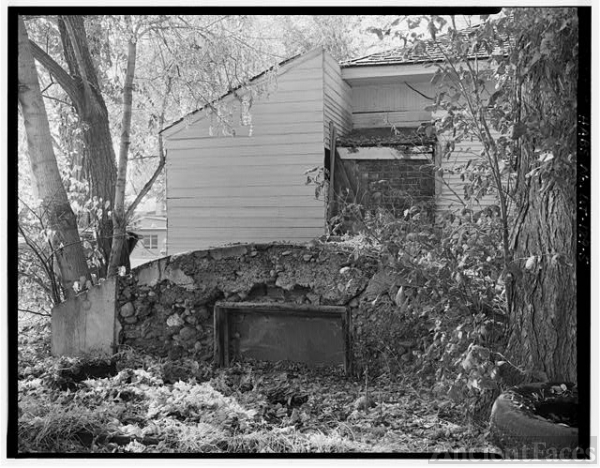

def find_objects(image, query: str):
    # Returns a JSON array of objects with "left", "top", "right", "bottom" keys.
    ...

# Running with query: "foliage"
[
  {"left": 353, "top": 6, "right": 580, "bottom": 398},
  {"left": 329, "top": 200, "right": 509, "bottom": 415},
  {"left": 18, "top": 322, "right": 499, "bottom": 454},
  {"left": 273, "top": 15, "right": 366, "bottom": 62}
]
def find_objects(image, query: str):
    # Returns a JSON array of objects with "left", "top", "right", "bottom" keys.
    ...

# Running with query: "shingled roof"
[{"left": 341, "top": 24, "right": 506, "bottom": 67}]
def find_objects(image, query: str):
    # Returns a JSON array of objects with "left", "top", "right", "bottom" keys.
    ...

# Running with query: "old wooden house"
[{"left": 161, "top": 45, "right": 497, "bottom": 255}]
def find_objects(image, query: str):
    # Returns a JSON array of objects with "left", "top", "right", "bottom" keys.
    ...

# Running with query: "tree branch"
[
  {"left": 124, "top": 152, "right": 165, "bottom": 220},
  {"left": 18, "top": 308, "right": 51, "bottom": 317},
  {"left": 125, "top": 76, "right": 172, "bottom": 220},
  {"left": 28, "top": 39, "right": 80, "bottom": 106},
  {"left": 404, "top": 81, "right": 434, "bottom": 101},
  {"left": 42, "top": 94, "right": 71, "bottom": 107}
]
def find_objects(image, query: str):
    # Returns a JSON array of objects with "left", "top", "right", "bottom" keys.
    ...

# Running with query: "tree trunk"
[
  {"left": 83, "top": 111, "right": 118, "bottom": 269},
  {"left": 507, "top": 176, "right": 577, "bottom": 382},
  {"left": 58, "top": 16, "right": 117, "bottom": 274},
  {"left": 504, "top": 8, "right": 579, "bottom": 383},
  {"left": 108, "top": 35, "right": 137, "bottom": 276},
  {"left": 18, "top": 15, "right": 90, "bottom": 298}
]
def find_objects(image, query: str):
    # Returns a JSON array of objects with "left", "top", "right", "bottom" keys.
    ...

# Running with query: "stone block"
[
  {"left": 164, "top": 265, "right": 195, "bottom": 290},
  {"left": 167, "top": 313, "right": 184, "bottom": 328},
  {"left": 179, "top": 327, "right": 196, "bottom": 341},
  {"left": 135, "top": 257, "right": 168, "bottom": 287},
  {"left": 120, "top": 302, "right": 135, "bottom": 318},
  {"left": 209, "top": 245, "right": 248, "bottom": 260}
]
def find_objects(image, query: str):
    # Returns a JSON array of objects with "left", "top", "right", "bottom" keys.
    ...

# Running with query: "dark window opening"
[{"left": 143, "top": 234, "right": 158, "bottom": 250}]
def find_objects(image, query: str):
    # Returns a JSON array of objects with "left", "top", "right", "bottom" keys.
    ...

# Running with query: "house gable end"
[{"left": 160, "top": 47, "right": 326, "bottom": 140}]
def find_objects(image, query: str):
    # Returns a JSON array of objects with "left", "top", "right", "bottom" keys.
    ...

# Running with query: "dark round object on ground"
[{"left": 490, "top": 382, "right": 579, "bottom": 459}]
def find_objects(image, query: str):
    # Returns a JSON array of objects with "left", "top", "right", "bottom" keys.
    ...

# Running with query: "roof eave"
[
  {"left": 341, "top": 55, "right": 496, "bottom": 85},
  {"left": 341, "top": 61, "right": 435, "bottom": 85}
]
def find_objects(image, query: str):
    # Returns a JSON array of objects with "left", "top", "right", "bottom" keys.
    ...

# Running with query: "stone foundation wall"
[{"left": 116, "top": 243, "right": 380, "bottom": 361}]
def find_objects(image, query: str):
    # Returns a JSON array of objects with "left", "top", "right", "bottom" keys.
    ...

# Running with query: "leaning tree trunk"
[
  {"left": 18, "top": 15, "right": 90, "bottom": 298},
  {"left": 58, "top": 16, "right": 118, "bottom": 274}
]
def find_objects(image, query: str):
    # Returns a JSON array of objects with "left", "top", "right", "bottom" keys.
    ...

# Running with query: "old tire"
[{"left": 490, "top": 382, "right": 579, "bottom": 458}]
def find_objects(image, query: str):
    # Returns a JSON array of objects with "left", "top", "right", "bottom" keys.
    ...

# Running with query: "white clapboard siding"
[
  {"left": 169, "top": 186, "right": 318, "bottom": 200},
  {"left": 167, "top": 166, "right": 318, "bottom": 188},
  {"left": 351, "top": 81, "right": 434, "bottom": 129},
  {"left": 166, "top": 132, "right": 324, "bottom": 150},
  {"left": 170, "top": 216, "right": 324, "bottom": 229},
  {"left": 352, "top": 110, "right": 433, "bottom": 129},
  {"left": 436, "top": 131, "right": 501, "bottom": 212},
  {"left": 167, "top": 100, "right": 326, "bottom": 142},
  {"left": 169, "top": 206, "right": 323, "bottom": 218},
  {"left": 167, "top": 143, "right": 324, "bottom": 161},
  {"left": 352, "top": 82, "right": 435, "bottom": 113},
  {"left": 165, "top": 48, "right": 327, "bottom": 255},
  {"left": 323, "top": 54, "right": 353, "bottom": 146},
  {"left": 169, "top": 155, "right": 323, "bottom": 169},
  {"left": 169, "top": 197, "right": 322, "bottom": 208}
]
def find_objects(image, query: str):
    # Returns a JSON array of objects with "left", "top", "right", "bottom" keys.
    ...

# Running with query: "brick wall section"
[{"left": 354, "top": 158, "right": 435, "bottom": 213}]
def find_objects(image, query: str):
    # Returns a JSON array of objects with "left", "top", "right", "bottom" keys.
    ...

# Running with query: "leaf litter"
[{"left": 18, "top": 322, "right": 499, "bottom": 454}]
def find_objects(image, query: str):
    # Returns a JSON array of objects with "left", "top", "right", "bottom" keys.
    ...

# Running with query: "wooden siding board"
[
  {"left": 351, "top": 82, "right": 434, "bottom": 113},
  {"left": 169, "top": 192, "right": 319, "bottom": 202},
  {"left": 352, "top": 110, "right": 431, "bottom": 129},
  {"left": 167, "top": 160, "right": 320, "bottom": 175},
  {"left": 168, "top": 200, "right": 322, "bottom": 211},
  {"left": 169, "top": 206, "right": 323, "bottom": 218},
  {"left": 167, "top": 143, "right": 324, "bottom": 160},
  {"left": 166, "top": 103, "right": 323, "bottom": 143},
  {"left": 168, "top": 179, "right": 316, "bottom": 192},
  {"left": 324, "top": 96, "right": 353, "bottom": 125},
  {"left": 436, "top": 129, "right": 500, "bottom": 212},
  {"left": 169, "top": 157, "right": 323, "bottom": 169},
  {"left": 167, "top": 173, "right": 318, "bottom": 185},
  {"left": 166, "top": 132, "right": 324, "bottom": 150},
  {"left": 171, "top": 112, "right": 325, "bottom": 141},
  {"left": 323, "top": 52, "right": 352, "bottom": 149},
  {"left": 323, "top": 63, "right": 353, "bottom": 109},
  {"left": 169, "top": 115, "right": 324, "bottom": 140},
  {"left": 350, "top": 81, "right": 433, "bottom": 130},
  {"left": 170, "top": 217, "right": 324, "bottom": 229}
]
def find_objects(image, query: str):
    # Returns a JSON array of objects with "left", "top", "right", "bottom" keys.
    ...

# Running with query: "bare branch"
[
  {"left": 404, "top": 81, "right": 434, "bottom": 101},
  {"left": 18, "top": 308, "right": 51, "bottom": 317},
  {"left": 125, "top": 76, "right": 172, "bottom": 220},
  {"left": 42, "top": 94, "right": 71, "bottom": 107}
]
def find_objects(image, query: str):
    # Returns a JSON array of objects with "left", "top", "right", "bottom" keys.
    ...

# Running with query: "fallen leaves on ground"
[{"left": 17, "top": 322, "right": 500, "bottom": 454}]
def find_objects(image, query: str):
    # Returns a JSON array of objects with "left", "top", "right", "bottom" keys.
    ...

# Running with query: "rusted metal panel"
[{"left": 214, "top": 302, "right": 351, "bottom": 373}]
